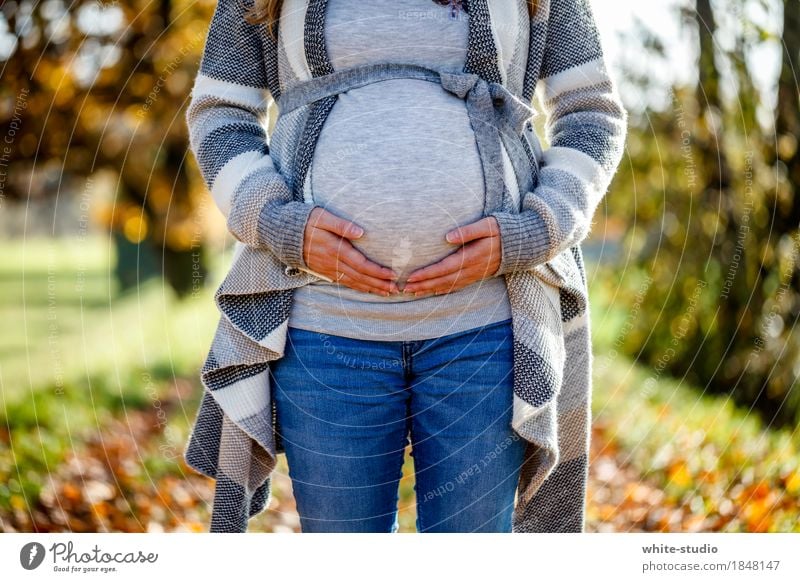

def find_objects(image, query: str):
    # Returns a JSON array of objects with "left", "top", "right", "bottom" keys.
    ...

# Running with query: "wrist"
[
  {"left": 489, "top": 209, "right": 552, "bottom": 276},
  {"left": 257, "top": 199, "right": 318, "bottom": 271}
]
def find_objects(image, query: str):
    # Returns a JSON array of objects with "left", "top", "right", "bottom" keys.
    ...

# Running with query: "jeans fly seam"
[{"left": 401, "top": 342, "right": 413, "bottom": 381}]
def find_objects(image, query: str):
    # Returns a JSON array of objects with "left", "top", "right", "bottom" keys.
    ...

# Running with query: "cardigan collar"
[
  {"left": 301, "top": 0, "right": 503, "bottom": 81},
  {"left": 272, "top": 0, "right": 507, "bottom": 93}
]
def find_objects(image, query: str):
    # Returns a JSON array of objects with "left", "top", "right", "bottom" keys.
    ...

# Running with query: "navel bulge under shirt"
[{"left": 287, "top": 0, "right": 512, "bottom": 341}]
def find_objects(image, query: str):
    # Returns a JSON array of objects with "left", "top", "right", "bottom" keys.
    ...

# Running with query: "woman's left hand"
[{"left": 401, "top": 217, "right": 501, "bottom": 297}]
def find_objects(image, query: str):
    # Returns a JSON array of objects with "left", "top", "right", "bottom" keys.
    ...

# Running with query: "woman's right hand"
[{"left": 302, "top": 207, "right": 400, "bottom": 297}]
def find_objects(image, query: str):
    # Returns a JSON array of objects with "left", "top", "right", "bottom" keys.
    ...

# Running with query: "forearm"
[
  {"left": 490, "top": 0, "right": 628, "bottom": 276},
  {"left": 184, "top": 0, "right": 315, "bottom": 271}
]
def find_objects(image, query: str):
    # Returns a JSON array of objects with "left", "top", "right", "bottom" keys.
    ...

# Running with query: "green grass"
[
  {"left": 0, "top": 236, "right": 222, "bottom": 399},
  {"left": 588, "top": 264, "right": 800, "bottom": 532},
  {"left": 0, "top": 235, "right": 221, "bottom": 439},
  {"left": 0, "top": 236, "right": 224, "bottom": 515},
  {"left": 2, "top": 241, "right": 799, "bottom": 531}
]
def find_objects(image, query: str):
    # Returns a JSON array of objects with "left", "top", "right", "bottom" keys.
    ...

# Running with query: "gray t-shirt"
[{"left": 288, "top": 0, "right": 512, "bottom": 340}]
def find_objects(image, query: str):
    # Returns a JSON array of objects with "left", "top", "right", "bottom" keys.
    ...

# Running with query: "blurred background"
[{"left": 1, "top": 0, "right": 799, "bottom": 533}]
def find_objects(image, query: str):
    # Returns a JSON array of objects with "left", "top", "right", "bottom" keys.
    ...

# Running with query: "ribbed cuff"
[
  {"left": 489, "top": 209, "right": 552, "bottom": 276},
  {"left": 257, "top": 199, "right": 319, "bottom": 271}
]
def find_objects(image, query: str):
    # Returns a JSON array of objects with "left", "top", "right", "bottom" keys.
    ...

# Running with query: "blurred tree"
[
  {"left": 0, "top": 0, "right": 212, "bottom": 297},
  {"left": 607, "top": 0, "right": 800, "bottom": 427}
]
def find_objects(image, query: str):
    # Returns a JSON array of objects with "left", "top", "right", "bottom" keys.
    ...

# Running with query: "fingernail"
[
  {"left": 353, "top": 227, "right": 364, "bottom": 237},
  {"left": 445, "top": 232, "right": 454, "bottom": 243}
]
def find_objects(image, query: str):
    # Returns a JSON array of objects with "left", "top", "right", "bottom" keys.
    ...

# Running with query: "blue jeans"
[{"left": 269, "top": 317, "right": 526, "bottom": 533}]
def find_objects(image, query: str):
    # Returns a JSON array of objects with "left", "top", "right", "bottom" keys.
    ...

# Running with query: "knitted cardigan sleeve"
[
  {"left": 185, "top": 0, "right": 315, "bottom": 271},
  {"left": 489, "top": 0, "right": 628, "bottom": 276}
]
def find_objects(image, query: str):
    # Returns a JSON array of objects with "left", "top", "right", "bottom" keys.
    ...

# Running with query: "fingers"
[
  {"left": 404, "top": 249, "right": 466, "bottom": 285},
  {"left": 336, "top": 241, "right": 398, "bottom": 282},
  {"left": 305, "top": 232, "right": 399, "bottom": 295},
  {"left": 403, "top": 239, "right": 499, "bottom": 295},
  {"left": 405, "top": 236, "right": 500, "bottom": 285},
  {"left": 403, "top": 266, "right": 483, "bottom": 297},
  {"left": 335, "top": 264, "right": 399, "bottom": 296},
  {"left": 315, "top": 233, "right": 398, "bottom": 282},
  {"left": 304, "top": 210, "right": 502, "bottom": 297},
  {"left": 445, "top": 216, "right": 499, "bottom": 245},
  {"left": 311, "top": 207, "right": 365, "bottom": 240},
  {"left": 339, "top": 254, "right": 401, "bottom": 294},
  {"left": 306, "top": 208, "right": 398, "bottom": 280}
]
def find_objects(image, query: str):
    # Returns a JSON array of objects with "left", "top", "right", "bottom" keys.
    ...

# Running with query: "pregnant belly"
[{"left": 309, "top": 79, "right": 486, "bottom": 285}]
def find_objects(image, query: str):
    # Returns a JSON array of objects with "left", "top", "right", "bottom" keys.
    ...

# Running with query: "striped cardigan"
[{"left": 184, "top": 0, "right": 628, "bottom": 533}]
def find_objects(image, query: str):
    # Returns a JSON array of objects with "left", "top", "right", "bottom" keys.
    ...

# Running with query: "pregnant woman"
[{"left": 185, "top": 0, "right": 627, "bottom": 533}]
